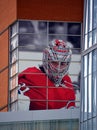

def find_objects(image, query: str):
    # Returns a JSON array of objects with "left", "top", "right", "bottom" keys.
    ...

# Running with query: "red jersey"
[{"left": 18, "top": 67, "right": 75, "bottom": 110}]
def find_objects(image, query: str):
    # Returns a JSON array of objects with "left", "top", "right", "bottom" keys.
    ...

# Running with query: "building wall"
[
  {"left": 0, "top": 30, "right": 9, "bottom": 111},
  {"left": 17, "top": 0, "right": 83, "bottom": 22},
  {"left": 0, "top": 0, "right": 83, "bottom": 32},
  {"left": 0, "top": 0, "right": 17, "bottom": 32},
  {"left": 0, "top": 0, "right": 83, "bottom": 112},
  {"left": 0, "top": 0, "right": 17, "bottom": 112}
]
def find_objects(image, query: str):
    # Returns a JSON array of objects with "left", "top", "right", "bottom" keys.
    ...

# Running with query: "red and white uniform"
[{"left": 18, "top": 67, "right": 75, "bottom": 110}]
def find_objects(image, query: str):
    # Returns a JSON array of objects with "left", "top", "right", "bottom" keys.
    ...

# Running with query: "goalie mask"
[{"left": 43, "top": 39, "right": 72, "bottom": 86}]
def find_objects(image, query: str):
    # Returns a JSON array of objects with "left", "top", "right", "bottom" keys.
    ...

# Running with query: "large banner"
[{"left": 10, "top": 20, "right": 81, "bottom": 111}]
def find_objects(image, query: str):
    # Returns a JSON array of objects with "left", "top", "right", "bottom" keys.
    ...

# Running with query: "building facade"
[
  {"left": 0, "top": 0, "right": 83, "bottom": 130},
  {"left": 80, "top": 0, "right": 97, "bottom": 129},
  {"left": 0, "top": 0, "right": 83, "bottom": 112}
]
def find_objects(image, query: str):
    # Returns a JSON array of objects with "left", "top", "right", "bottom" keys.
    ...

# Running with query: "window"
[
  {"left": 9, "top": 20, "right": 81, "bottom": 111},
  {"left": 80, "top": 0, "right": 97, "bottom": 129}
]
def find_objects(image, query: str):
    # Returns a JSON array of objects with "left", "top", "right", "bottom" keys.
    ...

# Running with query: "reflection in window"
[
  {"left": 10, "top": 76, "right": 18, "bottom": 90},
  {"left": 88, "top": 53, "right": 92, "bottom": 117},
  {"left": 67, "top": 36, "right": 81, "bottom": 49},
  {"left": 10, "top": 49, "right": 18, "bottom": 64},
  {"left": 81, "top": 0, "right": 97, "bottom": 129},
  {"left": 10, "top": 63, "right": 18, "bottom": 77},
  {"left": 84, "top": 55, "right": 88, "bottom": 77},
  {"left": 49, "top": 22, "right": 81, "bottom": 35},
  {"left": 10, "top": 101, "right": 18, "bottom": 111},
  {"left": 84, "top": 77, "right": 87, "bottom": 120},
  {"left": 49, "top": 22, "right": 67, "bottom": 34},
  {"left": 84, "top": 34, "right": 88, "bottom": 50},
  {"left": 92, "top": 50, "right": 97, "bottom": 72},
  {"left": 0, "top": 119, "right": 79, "bottom": 130},
  {"left": 88, "top": 119, "right": 92, "bottom": 130},
  {"left": 19, "top": 21, "right": 47, "bottom": 52},
  {"left": 10, "top": 35, "right": 18, "bottom": 51},
  {"left": 19, "top": 21, "right": 47, "bottom": 33},
  {"left": 88, "top": 52, "right": 92, "bottom": 75},
  {"left": 19, "top": 21, "right": 35, "bottom": 33},
  {"left": 88, "top": 0, "right": 93, "bottom": 32},
  {"left": 85, "top": 0, "right": 88, "bottom": 35},
  {"left": 10, "top": 22, "right": 18, "bottom": 37},
  {"left": 92, "top": 29, "right": 97, "bottom": 45},
  {"left": 83, "top": 121, "right": 87, "bottom": 130},
  {"left": 88, "top": 32, "right": 92, "bottom": 47},
  {"left": 93, "top": 117, "right": 96, "bottom": 130},
  {"left": 68, "top": 23, "right": 81, "bottom": 35},
  {"left": 93, "top": 0, "right": 97, "bottom": 29},
  {"left": 92, "top": 72, "right": 96, "bottom": 116},
  {"left": 80, "top": 82, "right": 84, "bottom": 122},
  {"left": 9, "top": 20, "right": 81, "bottom": 111},
  {"left": 88, "top": 74, "right": 92, "bottom": 117},
  {"left": 92, "top": 50, "right": 97, "bottom": 116},
  {"left": 19, "top": 34, "right": 47, "bottom": 51},
  {"left": 49, "top": 22, "right": 81, "bottom": 54},
  {"left": 18, "top": 21, "right": 81, "bottom": 53}
]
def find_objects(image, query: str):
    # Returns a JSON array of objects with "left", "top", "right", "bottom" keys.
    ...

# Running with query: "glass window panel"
[
  {"left": 72, "top": 48, "right": 81, "bottom": 54},
  {"left": 49, "top": 22, "right": 68, "bottom": 34},
  {"left": 49, "top": 35, "right": 67, "bottom": 43},
  {"left": 93, "top": 117, "right": 97, "bottom": 130},
  {"left": 10, "top": 22, "right": 18, "bottom": 37},
  {"left": 93, "top": 0, "right": 97, "bottom": 29},
  {"left": 19, "top": 34, "right": 47, "bottom": 52},
  {"left": 48, "top": 100, "right": 74, "bottom": 109},
  {"left": 69, "top": 62, "right": 81, "bottom": 75},
  {"left": 18, "top": 100, "right": 47, "bottom": 111},
  {"left": 9, "top": 20, "right": 81, "bottom": 112},
  {"left": 84, "top": 34, "right": 88, "bottom": 50},
  {"left": 19, "top": 20, "right": 35, "bottom": 33},
  {"left": 49, "top": 35, "right": 81, "bottom": 54},
  {"left": 19, "top": 51, "right": 42, "bottom": 61},
  {"left": 88, "top": 74, "right": 92, "bottom": 118},
  {"left": 92, "top": 50, "right": 97, "bottom": 116},
  {"left": 88, "top": 52, "right": 92, "bottom": 74},
  {"left": 37, "top": 21, "right": 47, "bottom": 33},
  {"left": 10, "top": 49, "right": 18, "bottom": 64},
  {"left": 18, "top": 69, "right": 48, "bottom": 86},
  {"left": 88, "top": 32, "right": 92, "bottom": 47},
  {"left": 92, "top": 49, "right": 97, "bottom": 72},
  {"left": 80, "top": 77, "right": 84, "bottom": 122},
  {"left": 49, "top": 22, "right": 81, "bottom": 35},
  {"left": 10, "top": 101, "right": 18, "bottom": 111},
  {"left": 70, "top": 75, "right": 79, "bottom": 82},
  {"left": 67, "top": 23, "right": 81, "bottom": 35},
  {"left": 83, "top": 77, "right": 88, "bottom": 120},
  {"left": 80, "top": 123, "right": 83, "bottom": 130},
  {"left": 10, "top": 62, "right": 18, "bottom": 77},
  {"left": 19, "top": 21, "right": 47, "bottom": 34},
  {"left": 93, "top": 29, "right": 97, "bottom": 45},
  {"left": 18, "top": 98, "right": 31, "bottom": 111},
  {"left": 10, "top": 75, "right": 18, "bottom": 90},
  {"left": 92, "top": 71, "right": 97, "bottom": 116},
  {"left": 67, "top": 36, "right": 81, "bottom": 49},
  {"left": 85, "top": 1, "right": 88, "bottom": 34},
  {"left": 84, "top": 55, "right": 88, "bottom": 77},
  {"left": 10, "top": 89, "right": 18, "bottom": 103},
  {"left": 0, "top": 119, "right": 79, "bottom": 130},
  {"left": 88, "top": 0, "right": 93, "bottom": 31},
  {"left": 87, "top": 119, "right": 92, "bottom": 130},
  {"left": 18, "top": 60, "right": 42, "bottom": 72},
  {"left": 83, "top": 121, "right": 87, "bottom": 130},
  {"left": 10, "top": 35, "right": 18, "bottom": 51},
  {"left": 71, "top": 119, "right": 79, "bottom": 130}
]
